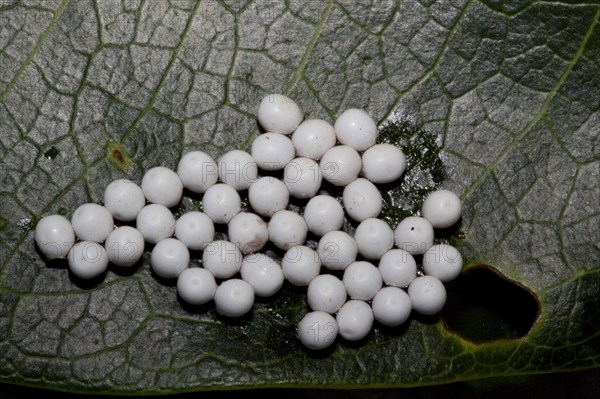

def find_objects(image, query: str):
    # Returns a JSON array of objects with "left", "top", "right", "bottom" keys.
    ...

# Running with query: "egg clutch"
[{"left": 34, "top": 94, "right": 462, "bottom": 350}]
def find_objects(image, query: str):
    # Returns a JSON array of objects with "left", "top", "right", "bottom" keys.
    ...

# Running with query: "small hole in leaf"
[
  {"left": 44, "top": 146, "right": 59, "bottom": 160},
  {"left": 453, "top": 230, "right": 466, "bottom": 240},
  {"left": 443, "top": 266, "right": 540, "bottom": 342}
]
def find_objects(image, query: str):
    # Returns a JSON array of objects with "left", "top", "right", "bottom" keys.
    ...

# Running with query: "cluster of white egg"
[{"left": 33, "top": 94, "right": 462, "bottom": 350}]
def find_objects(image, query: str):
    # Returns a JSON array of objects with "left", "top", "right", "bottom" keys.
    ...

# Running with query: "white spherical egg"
[
  {"left": 71, "top": 203, "right": 114, "bottom": 243},
  {"left": 136, "top": 204, "right": 175, "bottom": 244},
  {"left": 342, "top": 178, "right": 382, "bottom": 222},
  {"left": 291, "top": 119, "right": 336, "bottom": 160},
  {"left": 268, "top": 210, "right": 308, "bottom": 250},
  {"left": 68, "top": 241, "right": 109, "bottom": 279},
  {"left": 240, "top": 253, "right": 284, "bottom": 297},
  {"left": 361, "top": 144, "right": 406, "bottom": 184},
  {"left": 421, "top": 189, "right": 462, "bottom": 229},
  {"left": 257, "top": 94, "right": 303, "bottom": 135},
  {"left": 336, "top": 300, "right": 374, "bottom": 341},
  {"left": 175, "top": 211, "right": 215, "bottom": 250},
  {"left": 282, "top": 245, "right": 321, "bottom": 286},
  {"left": 227, "top": 212, "right": 268, "bottom": 254},
  {"left": 104, "top": 226, "right": 145, "bottom": 267},
  {"left": 283, "top": 157, "right": 322, "bottom": 198},
  {"left": 319, "top": 145, "right": 362, "bottom": 186},
  {"left": 150, "top": 238, "right": 189, "bottom": 279},
  {"left": 394, "top": 216, "right": 434, "bottom": 255},
  {"left": 214, "top": 279, "right": 255, "bottom": 317},
  {"left": 104, "top": 179, "right": 146, "bottom": 221},
  {"left": 408, "top": 275, "right": 447, "bottom": 315},
  {"left": 379, "top": 249, "right": 417, "bottom": 287},
  {"left": 422, "top": 244, "right": 463, "bottom": 282},
  {"left": 297, "top": 311, "right": 338, "bottom": 350},
  {"left": 217, "top": 150, "right": 258, "bottom": 191},
  {"left": 307, "top": 274, "right": 347, "bottom": 314},
  {"left": 317, "top": 230, "right": 357, "bottom": 271},
  {"left": 177, "top": 267, "right": 217, "bottom": 305},
  {"left": 303, "top": 195, "right": 344, "bottom": 236},
  {"left": 354, "top": 218, "right": 394, "bottom": 260},
  {"left": 177, "top": 151, "right": 218, "bottom": 193},
  {"left": 141, "top": 166, "right": 183, "bottom": 208},
  {"left": 248, "top": 176, "right": 289, "bottom": 217},
  {"left": 342, "top": 261, "right": 382, "bottom": 301},
  {"left": 251, "top": 133, "right": 295, "bottom": 171},
  {"left": 34, "top": 214, "right": 75, "bottom": 259},
  {"left": 334, "top": 108, "right": 378, "bottom": 151},
  {"left": 202, "top": 240, "right": 243, "bottom": 279},
  {"left": 371, "top": 286, "right": 412, "bottom": 327},
  {"left": 201, "top": 183, "right": 241, "bottom": 224}
]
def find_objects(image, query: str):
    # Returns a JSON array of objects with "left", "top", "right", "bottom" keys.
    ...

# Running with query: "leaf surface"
[{"left": 1, "top": 0, "right": 599, "bottom": 393}]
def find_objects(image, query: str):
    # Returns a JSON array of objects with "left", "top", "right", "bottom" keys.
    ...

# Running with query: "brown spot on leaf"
[{"left": 106, "top": 142, "right": 130, "bottom": 172}]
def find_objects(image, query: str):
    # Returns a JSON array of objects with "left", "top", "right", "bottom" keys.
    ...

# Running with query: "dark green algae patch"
[{"left": 377, "top": 114, "right": 447, "bottom": 228}]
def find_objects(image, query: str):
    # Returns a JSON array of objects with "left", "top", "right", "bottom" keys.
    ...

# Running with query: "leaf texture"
[{"left": 0, "top": 0, "right": 599, "bottom": 393}]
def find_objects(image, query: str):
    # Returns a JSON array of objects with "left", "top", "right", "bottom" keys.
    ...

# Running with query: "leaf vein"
[
  {"left": 118, "top": 0, "right": 202, "bottom": 145},
  {"left": 0, "top": 0, "right": 71, "bottom": 102},
  {"left": 461, "top": 4, "right": 600, "bottom": 200},
  {"left": 283, "top": 0, "right": 335, "bottom": 96}
]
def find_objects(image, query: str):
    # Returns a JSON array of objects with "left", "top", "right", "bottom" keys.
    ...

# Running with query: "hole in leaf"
[
  {"left": 17, "top": 217, "right": 33, "bottom": 232},
  {"left": 443, "top": 266, "right": 540, "bottom": 342},
  {"left": 44, "top": 146, "right": 59, "bottom": 160},
  {"left": 453, "top": 230, "right": 466, "bottom": 240}
]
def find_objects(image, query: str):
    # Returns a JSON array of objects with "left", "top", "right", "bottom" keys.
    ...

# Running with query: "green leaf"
[{"left": 1, "top": 0, "right": 599, "bottom": 393}]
